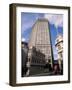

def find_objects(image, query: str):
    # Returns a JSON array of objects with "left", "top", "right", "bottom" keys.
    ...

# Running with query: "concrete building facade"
[{"left": 28, "top": 19, "right": 54, "bottom": 67}]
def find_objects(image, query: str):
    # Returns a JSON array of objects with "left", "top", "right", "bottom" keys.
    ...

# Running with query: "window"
[{"left": 58, "top": 44, "right": 61, "bottom": 50}]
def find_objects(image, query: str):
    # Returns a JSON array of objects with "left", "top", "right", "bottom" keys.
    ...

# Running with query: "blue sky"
[{"left": 21, "top": 12, "right": 63, "bottom": 60}]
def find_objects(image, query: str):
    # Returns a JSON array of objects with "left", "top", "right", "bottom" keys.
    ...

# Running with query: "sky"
[{"left": 21, "top": 12, "right": 63, "bottom": 60}]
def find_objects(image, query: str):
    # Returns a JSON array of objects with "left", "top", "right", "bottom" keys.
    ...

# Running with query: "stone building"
[
  {"left": 26, "top": 47, "right": 46, "bottom": 76},
  {"left": 55, "top": 34, "right": 63, "bottom": 73}
]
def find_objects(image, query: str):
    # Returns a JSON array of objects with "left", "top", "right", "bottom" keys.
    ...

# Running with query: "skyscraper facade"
[{"left": 28, "top": 19, "right": 53, "bottom": 67}]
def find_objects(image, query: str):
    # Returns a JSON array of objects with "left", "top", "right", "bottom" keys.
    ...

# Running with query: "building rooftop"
[
  {"left": 31, "top": 18, "right": 49, "bottom": 31},
  {"left": 37, "top": 18, "right": 48, "bottom": 22}
]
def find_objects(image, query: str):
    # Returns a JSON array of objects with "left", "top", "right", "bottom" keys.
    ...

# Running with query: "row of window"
[
  {"left": 31, "top": 57, "right": 45, "bottom": 64},
  {"left": 34, "top": 21, "right": 48, "bottom": 31}
]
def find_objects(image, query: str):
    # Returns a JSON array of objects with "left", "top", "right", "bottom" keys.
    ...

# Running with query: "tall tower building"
[{"left": 28, "top": 19, "right": 53, "bottom": 66}]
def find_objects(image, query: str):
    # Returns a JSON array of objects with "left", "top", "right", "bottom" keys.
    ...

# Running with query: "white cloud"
[
  {"left": 21, "top": 20, "right": 35, "bottom": 33},
  {"left": 44, "top": 14, "right": 63, "bottom": 28},
  {"left": 21, "top": 38, "right": 26, "bottom": 42}
]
